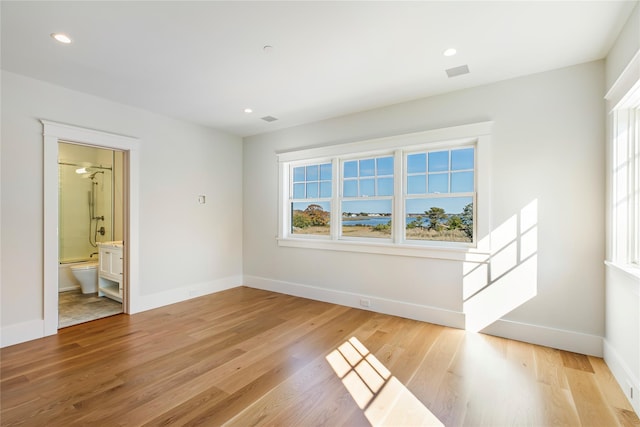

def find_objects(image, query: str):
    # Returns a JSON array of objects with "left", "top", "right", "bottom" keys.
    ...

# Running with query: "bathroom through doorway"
[
  {"left": 43, "top": 120, "right": 140, "bottom": 338},
  {"left": 57, "top": 142, "right": 124, "bottom": 328}
]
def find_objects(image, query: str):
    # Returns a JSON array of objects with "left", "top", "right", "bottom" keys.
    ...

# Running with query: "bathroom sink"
[{"left": 98, "top": 241, "right": 123, "bottom": 247}]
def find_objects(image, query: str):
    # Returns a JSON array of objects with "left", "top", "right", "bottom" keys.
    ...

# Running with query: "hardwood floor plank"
[
  {"left": 390, "top": 322, "right": 443, "bottom": 384},
  {"left": 561, "top": 350, "right": 595, "bottom": 373},
  {"left": 533, "top": 344, "right": 571, "bottom": 389},
  {"left": 589, "top": 356, "right": 637, "bottom": 412},
  {"left": 614, "top": 407, "right": 640, "bottom": 427},
  {"left": 225, "top": 311, "right": 389, "bottom": 426},
  {"left": 223, "top": 356, "right": 336, "bottom": 426},
  {"left": 1, "top": 286, "right": 636, "bottom": 427},
  {"left": 538, "top": 382, "right": 582, "bottom": 426},
  {"left": 589, "top": 356, "right": 640, "bottom": 426},
  {"left": 141, "top": 385, "right": 230, "bottom": 426},
  {"left": 212, "top": 305, "right": 357, "bottom": 394},
  {"left": 564, "top": 366, "right": 620, "bottom": 427},
  {"left": 408, "top": 327, "right": 464, "bottom": 407}
]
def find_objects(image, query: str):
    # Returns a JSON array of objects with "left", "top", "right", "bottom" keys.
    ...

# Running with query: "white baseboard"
[
  {"left": 2, "top": 276, "right": 243, "bottom": 348},
  {"left": 1, "top": 319, "right": 45, "bottom": 348},
  {"left": 3, "top": 275, "right": 607, "bottom": 362},
  {"left": 59, "top": 285, "right": 80, "bottom": 292},
  {"left": 131, "top": 275, "right": 243, "bottom": 314},
  {"left": 244, "top": 275, "right": 465, "bottom": 329},
  {"left": 481, "top": 319, "right": 603, "bottom": 357},
  {"left": 244, "top": 275, "right": 604, "bottom": 357},
  {"left": 604, "top": 339, "right": 640, "bottom": 415}
]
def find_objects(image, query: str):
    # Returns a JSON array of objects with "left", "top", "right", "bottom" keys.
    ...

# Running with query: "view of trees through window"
[
  {"left": 292, "top": 202, "right": 473, "bottom": 242},
  {"left": 292, "top": 202, "right": 330, "bottom": 236},
  {"left": 288, "top": 147, "right": 475, "bottom": 244}
]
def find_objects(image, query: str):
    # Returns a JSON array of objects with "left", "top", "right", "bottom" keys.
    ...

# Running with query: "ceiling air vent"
[
  {"left": 445, "top": 65, "right": 470, "bottom": 78},
  {"left": 261, "top": 115, "right": 278, "bottom": 122}
]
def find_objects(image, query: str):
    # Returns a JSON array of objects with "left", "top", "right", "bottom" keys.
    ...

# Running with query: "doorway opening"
[
  {"left": 43, "top": 120, "right": 140, "bottom": 337},
  {"left": 57, "top": 142, "right": 124, "bottom": 328}
]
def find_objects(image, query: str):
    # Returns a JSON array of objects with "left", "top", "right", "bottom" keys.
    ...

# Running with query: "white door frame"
[{"left": 42, "top": 120, "right": 140, "bottom": 336}]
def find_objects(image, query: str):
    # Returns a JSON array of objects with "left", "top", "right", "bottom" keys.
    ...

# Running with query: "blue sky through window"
[
  {"left": 292, "top": 162, "right": 332, "bottom": 200},
  {"left": 291, "top": 149, "right": 473, "bottom": 225},
  {"left": 377, "top": 157, "right": 394, "bottom": 175},
  {"left": 451, "top": 148, "right": 474, "bottom": 170},
  {"left": 407, "top": 147, "right": 474, "bottom": 195},
  {"left": 406, "top": 196, "right": 472, "bottom": 215},
  {"left": 343, "top": 155, "right": 394, "bottom": 198},
  {"left": 428, "top": 151, "right": 449, "bottom": 172},
  {"left": 428, "top": 173, "right": 448, "bottom": 193},
  {"left": 342, "top": 199, "right": 392, "bottom": 215}
]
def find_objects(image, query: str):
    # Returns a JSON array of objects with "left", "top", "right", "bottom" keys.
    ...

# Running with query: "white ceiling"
[{"left": 1, "top": 1, "right": 637, "bottom": 137}]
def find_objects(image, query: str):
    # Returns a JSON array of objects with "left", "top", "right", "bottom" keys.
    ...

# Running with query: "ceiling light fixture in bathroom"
[
  {"left": 244, "top": 108, "right": 253, "bottom": 114},
  {"left": 51, "top": 33, "right": 72, "bottom": 44},
  {"left": 443, "top": 48, "right": 457, "bottom": 57}
]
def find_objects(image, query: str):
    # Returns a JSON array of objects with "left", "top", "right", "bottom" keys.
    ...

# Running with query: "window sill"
[
  {"left": 605, "top": 261, "right": 640, "bottom": 281},
  {"left": 277, "top": 237, "right": 490, "bottom": 262}
]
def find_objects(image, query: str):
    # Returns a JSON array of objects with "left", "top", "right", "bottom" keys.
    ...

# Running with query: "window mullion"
[
  {"left": 393, "top": 149, "right": 404, "bottom": 244},
  {"left": 331, "top": 158, "right": 340, "bottom": 240},
  {"left": 279, "top": 162, "right": 289, "bottom": 239},
  {"left": 627, "top": 109, "right": 636, "bottom": 264},
  {"left": 633, "top": 108, "right": 640, "bottom": 264}
]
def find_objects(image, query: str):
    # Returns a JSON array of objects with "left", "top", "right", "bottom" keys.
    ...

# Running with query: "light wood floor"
[{"left": 1, "top": 287, "right": 638, "bottom": 426}]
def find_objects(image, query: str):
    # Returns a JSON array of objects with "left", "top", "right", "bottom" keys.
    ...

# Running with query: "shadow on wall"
[{"left": 463, "top": 199, "right": 539, "bottom": 332}]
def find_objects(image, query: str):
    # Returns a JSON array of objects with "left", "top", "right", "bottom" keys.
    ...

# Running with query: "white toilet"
[{"left": 70, "top": 262, "right": 99, "bottom": 294}]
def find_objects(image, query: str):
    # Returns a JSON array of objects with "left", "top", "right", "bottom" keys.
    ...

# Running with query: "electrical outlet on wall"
[{"left": 359, "top": 298, "right": 371, "bottom": 308}]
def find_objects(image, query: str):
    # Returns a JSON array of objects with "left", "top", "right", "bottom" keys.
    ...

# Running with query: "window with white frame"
[
  {"left": 290, "top": 162, "right": 332, "bottom": 236},
  {"left": 611, "top": 106, "right": 640, "bottom": 267},
  {"left": 405, "top": 147, "right": 475, "bottom": 243},
  {"left": 341, "top": 155, "right": 394, "bottom": 239},
  {"left": 277, "top": 122, "right": 492, "bottom": 260}
]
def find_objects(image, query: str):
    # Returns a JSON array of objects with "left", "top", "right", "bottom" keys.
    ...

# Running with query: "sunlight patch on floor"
[{"left": 326, "top": 337, "right": 444, "bottom": 427}]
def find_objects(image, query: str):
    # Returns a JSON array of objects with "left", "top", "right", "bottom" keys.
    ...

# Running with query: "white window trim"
[
  {"left": 277, "top": 122, "right": 492, "bottom": 262},
  {"left": 606, "top": 48, "right": 640, "bottom": 278}
]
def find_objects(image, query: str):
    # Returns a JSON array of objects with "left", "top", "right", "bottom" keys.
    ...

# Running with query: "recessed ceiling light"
[
  {"left": 244, "top": 108, "right": 253, "bottom": 114},
  {"left": 263, "top": 45, "right": 274, "bottom": 53},
  {"left": 51, "top": 33, "right": 72, "bottom": 44},
  {"left": 443, "top": 48, "right": 457, "bottom": 57}
]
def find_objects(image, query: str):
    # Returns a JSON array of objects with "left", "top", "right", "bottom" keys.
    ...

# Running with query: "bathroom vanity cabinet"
[{"left": 98, "top": 242, "right": 123, "bottom": 302}]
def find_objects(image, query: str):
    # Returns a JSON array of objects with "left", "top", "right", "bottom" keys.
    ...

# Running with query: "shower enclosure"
[{"left": 58, "top": 142, "right": 123, "bottom": 263}]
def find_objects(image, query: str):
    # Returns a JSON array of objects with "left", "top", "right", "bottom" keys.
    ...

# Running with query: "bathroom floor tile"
[{"left": 58, "top": 290, "right": 123, "bottom": 328}]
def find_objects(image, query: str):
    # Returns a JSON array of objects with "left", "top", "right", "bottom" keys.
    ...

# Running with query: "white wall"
[
  {"left": 243, "top": 61, "right": 606, "bottom": 356},
  {"left": 1, "top": 70, "right": 243, "bottom": 344},
  {"left": 605, "top": 1, "right": 640, "bottom": 91},
  {"left": 605, "top": 265, "right": 640, "bottom": 413}
]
